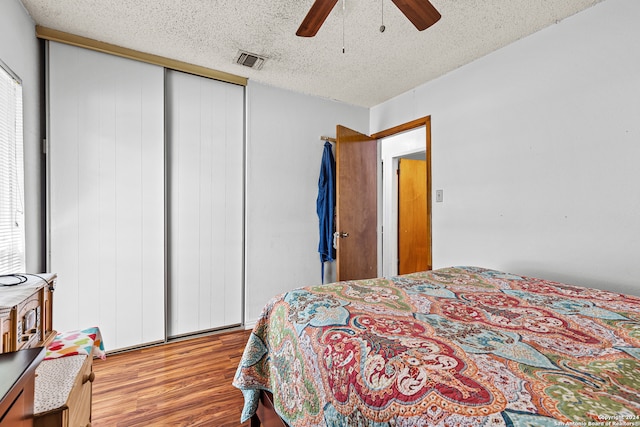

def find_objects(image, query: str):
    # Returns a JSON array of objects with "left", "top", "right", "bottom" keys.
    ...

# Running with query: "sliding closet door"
[
  {"left": 48, "top": 42, "right": 165, "bottom": 350},
  {"left": 166, "top": 70, "right": 243, "bottom": 337}
]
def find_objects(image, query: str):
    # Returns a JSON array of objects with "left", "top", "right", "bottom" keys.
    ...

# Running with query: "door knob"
[{"left": 333, "top": 231, "right": 349, "bottom": 249}]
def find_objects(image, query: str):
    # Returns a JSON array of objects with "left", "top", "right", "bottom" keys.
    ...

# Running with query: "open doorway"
[
  {"left": 380, "top": 126, "right": 428, "bottom": 277},
  {"left": 333, "top": 117, "right": 430, "bottom": 281}
]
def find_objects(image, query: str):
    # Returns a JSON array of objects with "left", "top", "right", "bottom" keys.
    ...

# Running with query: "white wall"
[
  {"left": 371, "top": 0, "right": 640, "bottom": 296},
  {"left": 0, "top": 0, "right": 44, "bottom": 272},
  {"left": 245, "top": 82, "right": 368, "bottom": 324}
]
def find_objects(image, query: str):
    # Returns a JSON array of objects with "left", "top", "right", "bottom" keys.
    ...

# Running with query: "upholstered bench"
[
  {"left": 32, "top": 327, "right": 104, "bottom": 427},
  {"left": 34, "top": 354, "right": 93, "bottom": 427}
]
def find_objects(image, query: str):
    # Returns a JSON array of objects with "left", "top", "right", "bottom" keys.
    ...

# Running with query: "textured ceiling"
[{"left": 19, "top": 0, "right": 603, "bottom": 107}]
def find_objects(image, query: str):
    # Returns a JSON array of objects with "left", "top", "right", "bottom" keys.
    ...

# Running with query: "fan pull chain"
[
  {"left": 342, "top": 0, "right": 346, "bottom": 53},
  {"left": 380, "top": 0, "right": 386, "bottom": 32}
]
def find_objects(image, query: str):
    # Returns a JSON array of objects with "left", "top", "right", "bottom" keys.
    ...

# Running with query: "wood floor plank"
[{"left": 92, "top": 329, "right": 253, "bottom": 426}]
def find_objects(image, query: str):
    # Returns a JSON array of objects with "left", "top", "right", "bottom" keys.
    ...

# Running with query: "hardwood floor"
[{"left": 92, "top": 329, "right": 253, "bottom": 427}]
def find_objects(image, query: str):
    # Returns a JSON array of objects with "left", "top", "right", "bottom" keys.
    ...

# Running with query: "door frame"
[{"left": 372, "top": 116, "right": 432, "bottom": 276}]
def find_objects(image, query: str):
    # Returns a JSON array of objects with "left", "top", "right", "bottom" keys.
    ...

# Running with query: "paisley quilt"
[{"left": 233, "top": 267, "right": 640, "bottom": 426}]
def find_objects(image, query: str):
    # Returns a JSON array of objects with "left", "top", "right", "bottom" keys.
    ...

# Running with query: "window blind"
[{"left": 0, "top": 61, "right": 25, "bottom": 274}]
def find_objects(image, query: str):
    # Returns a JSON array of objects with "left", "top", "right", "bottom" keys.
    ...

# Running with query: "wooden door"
[
  {"left": 398, "top": 158, "right": 429, "bottom": 274},
  {"left": 335, "top": 125, "right": 378, "bottom": 281}
]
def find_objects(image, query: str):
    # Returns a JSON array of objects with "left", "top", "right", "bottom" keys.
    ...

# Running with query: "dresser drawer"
[
  {"left": 34, "top": 355, "right": 94, "bottom": 427},
  {"left": 0, "top": 273, "right": 57, "bottom": 353},
  {"left": 0, "top": 307, "right": 11, "bottom": 353},
  {"left": 16, "top": 290, "right": 42, "bottom": 350},
  {"left": 68, "top": 355, "right": 93, "bottom": 427}
]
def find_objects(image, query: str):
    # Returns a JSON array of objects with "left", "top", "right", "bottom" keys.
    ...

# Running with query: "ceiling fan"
[{"left": 296, "top": 0, "right": 441, "bottom": 37}]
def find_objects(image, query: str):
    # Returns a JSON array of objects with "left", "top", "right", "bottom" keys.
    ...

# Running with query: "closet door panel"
[
  {"left": 139, "top": 76, "right": 165, "bottom": 340},
  {"left": 167, "top": 70, "right": 243, "bottom": 337},
  {"left": 48, "top": 42, "right": 165, "bottom": 350},
  {"left": 220, "top": 84, "right": 244, "bottom": 326}
]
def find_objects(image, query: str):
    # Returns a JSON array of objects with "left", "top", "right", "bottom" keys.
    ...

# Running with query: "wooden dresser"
[
  {"left": 0, "top": 347, "right": 45, "bottom": 426},
  {"left": 0, "top": 274, "right": 56, "bottom": 354},
  {"left": 0, "top": 275, "right": 96, "bottom": 427}
]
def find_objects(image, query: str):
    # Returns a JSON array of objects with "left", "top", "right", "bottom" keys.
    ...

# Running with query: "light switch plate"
[{"left": 436, "top": 189, "right": 443, "bottom": 203}]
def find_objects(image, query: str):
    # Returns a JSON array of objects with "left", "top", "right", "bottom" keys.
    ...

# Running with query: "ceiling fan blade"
[
  {"left": 391, "top": 0, "right": 441, "bottom": 31},
  {"left": 296, "top": 0, "right": 339, "bottom": 37}
]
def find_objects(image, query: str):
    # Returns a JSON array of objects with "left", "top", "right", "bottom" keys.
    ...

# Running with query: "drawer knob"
[{"left": 83, "top": 371, "right": 96, "bottom": 384}]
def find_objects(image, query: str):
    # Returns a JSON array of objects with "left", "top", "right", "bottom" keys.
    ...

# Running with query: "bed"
[{"left": 233, "top": 266, "right": 640, "bottom": 426}]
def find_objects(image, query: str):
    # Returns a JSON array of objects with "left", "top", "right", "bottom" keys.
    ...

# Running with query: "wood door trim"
[
  {"left": 37, "top": 26, "right": 247, "bottom": 87},
  {"left": 373, "top": 116, "right": 432, "bottom": 270},
  {"left": 371, "top": 116, "right": 431, "bottom": 140}
]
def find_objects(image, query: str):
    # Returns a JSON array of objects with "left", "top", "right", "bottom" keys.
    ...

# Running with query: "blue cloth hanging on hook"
[{"left": 317, "top": 141, "right": 336, "bottom": 284}]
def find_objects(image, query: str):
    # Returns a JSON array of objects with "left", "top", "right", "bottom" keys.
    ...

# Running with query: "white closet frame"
[
  {"left": 166, "top": 70, "right": 244, "bottom": 338},
  {"left": 47, "top": 42, "right": 165, "bottom": 350},
  {"left": 47, "top": 42, "right": 245, "bottom": 351}
]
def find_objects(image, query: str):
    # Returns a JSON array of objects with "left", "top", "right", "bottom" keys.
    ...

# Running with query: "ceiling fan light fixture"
[
  {"left": 296, "top": 0, "right": 440, "bottom": 37},
  {"left": 235, "top": 50, "right": 266, "bottom": 70}
]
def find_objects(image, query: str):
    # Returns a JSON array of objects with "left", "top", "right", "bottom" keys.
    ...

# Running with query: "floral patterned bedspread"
[{"left": 233, "top": 267, "right": 640, "bottom": 426}]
